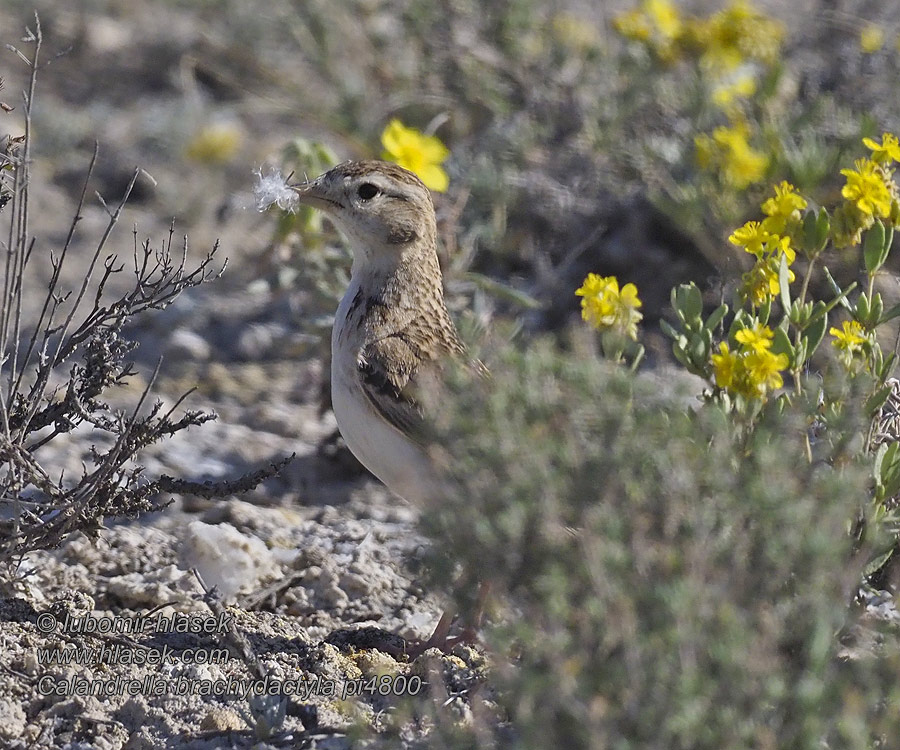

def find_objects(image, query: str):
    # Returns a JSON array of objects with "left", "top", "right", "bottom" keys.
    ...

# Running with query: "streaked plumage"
[{"left": 292, "top": 160, "right": 463, "bottom": 502}]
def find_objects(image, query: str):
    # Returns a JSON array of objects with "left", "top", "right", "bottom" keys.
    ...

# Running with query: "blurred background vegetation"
[
  {"left": 7, "top": 0, "right": 900, "bottom": 354},
  {"left": 5, "top": 0, "right": 900, "bottom": 746}
]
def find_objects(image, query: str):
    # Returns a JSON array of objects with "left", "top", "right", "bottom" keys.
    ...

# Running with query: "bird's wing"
[{"left": 357, "top": 333, "right": 430, "bottom": 445}]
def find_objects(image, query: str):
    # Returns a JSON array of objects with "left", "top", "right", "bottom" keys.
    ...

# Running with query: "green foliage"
[{"left": 424, "top": 339, "right": 900, "bottom": 749}]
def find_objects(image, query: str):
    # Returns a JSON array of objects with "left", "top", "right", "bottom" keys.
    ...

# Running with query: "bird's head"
[{"left": 291, "top": 160, "right": 437, "bottom": 271}]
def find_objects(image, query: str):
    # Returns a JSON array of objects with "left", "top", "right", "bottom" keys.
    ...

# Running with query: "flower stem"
[{"left": 799, "top": 256, "right": 816, "bottom": 306}]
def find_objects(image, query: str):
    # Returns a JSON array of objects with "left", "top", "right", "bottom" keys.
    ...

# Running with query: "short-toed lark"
[
  {"left": 291, "top": 160, "right": 483, "bottom": 653},
  {"left": 291, "top": 160, "right": 464, "bottom": 502}
]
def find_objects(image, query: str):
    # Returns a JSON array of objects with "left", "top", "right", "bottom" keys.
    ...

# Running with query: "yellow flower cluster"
[
  {"left": 185, "top": 122, "right": 242, "bottom": 164},
  {"left": 728, "top": 181, "right": 805, "bottom": 306},
  {"left": 829, "top": 319, "right": 870, "bottom": 369},
  {"left": 380, "top": 119, "right": 450, "bottom": 193},
  {"left": 711, "top": 322, "right": 789, "bottom": 399},
  {"left": 616, "top": 1, "right": 784, "bottom": 188},
  {"left": 860, "top": 24, "right": 885, "bottom": 54},
  {"left": 830, "top": 319, "right": 867, "bottom": 352},
  {"left": 613, "top": 0, "right": 682, "bottom": 61},
  {"left": 711, "top": 75, "right": 756, "bottom": 109},
  {"left": 575, "top": 274, "right": 643, "bottom": 340},
  {"left": 694, "top": 120, "right": 769, "bottom": 189},
  {"left": 683, "top": 0, "right": 784, "bottom": 69},
  {"left": 615, "top": 0, "right": 784, "bottom": 69},
  {"left": 832, "top": 134, "right": 900, "bottom": 247}
]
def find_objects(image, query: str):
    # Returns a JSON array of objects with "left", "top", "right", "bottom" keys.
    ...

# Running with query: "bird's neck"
[{"left": 350, "top": 236, "right": 444, "bottom": 303}]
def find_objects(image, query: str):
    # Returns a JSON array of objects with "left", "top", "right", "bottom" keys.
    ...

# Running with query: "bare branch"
[
  {"left": 151, "top": 454, "right": 297, "bottom": 500},
  {"left": 0, "top": 19, "right": 288, "bottom": 565}
]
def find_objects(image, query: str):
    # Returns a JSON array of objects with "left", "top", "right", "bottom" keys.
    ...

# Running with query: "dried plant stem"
[{"left": 0, "top": 15, "right": 292, "bottom": 568}]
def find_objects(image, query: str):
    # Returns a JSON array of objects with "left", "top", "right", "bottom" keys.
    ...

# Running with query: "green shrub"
[{"left": 423, "top": 338, "right": 900, "bottom": 749}]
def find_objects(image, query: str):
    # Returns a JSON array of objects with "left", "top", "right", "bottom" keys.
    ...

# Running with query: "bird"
[{"left": 290, "top": 159, "right": 481, "bottom": 654}]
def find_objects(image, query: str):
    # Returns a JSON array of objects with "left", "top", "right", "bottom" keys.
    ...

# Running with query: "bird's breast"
[{"left": 331, "top": 281, "right": 433, "bottom": 502}]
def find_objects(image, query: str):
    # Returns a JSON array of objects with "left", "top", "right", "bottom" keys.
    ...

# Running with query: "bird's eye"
[{"left": 357, "top": 183, "right": 379, "bottom": 200}]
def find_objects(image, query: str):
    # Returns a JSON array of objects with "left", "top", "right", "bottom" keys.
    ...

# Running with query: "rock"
[
  {"left": 106, "top": 564, "right": 198, "bottom": 610},
  {"left": 164, "top": 328, "right": 212, "bottom": 362},
  {"left": 199, "top": 705, "right": 245, "bottom": 731},
  {"left": 236, "top": 322, "right": 288, "bottom": 360},
  {"left": 180, "top": 521, "right": 279, "bottom": 602},
  {"left": 0, "top": 699, "right": 26, "bottom": 740}
]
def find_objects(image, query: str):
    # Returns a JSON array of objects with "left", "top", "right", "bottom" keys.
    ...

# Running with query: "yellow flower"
[
  {"left": 614, "top": 0, "right": 680, "bottom": 42},
  {"left": 576, "top": 273, "right": 618, "bottom": 327},
  {"left": 739, "top": 257, "right": 794, "bottom": 307},
  {"left": 711, "top": 342, "right": 739, "bottom": 388},
  {"left": 645, "top": 0, "right": 681, "bottom": 40},
  {"left": 761, "top": 181, "right": 807, "bottom": 222},
  {"left": 863, "top": 132, "right": 900, "bottom": 164},
  {"left": 860, "top": 24, "right": 884, "bottom": 54},
  {"left": 185, "top": 122, "right": 242, "bottom": 164},
  {"left": 724, "top": 145, "right": 768, "bottom": 188},
  {"left": 743, "top": 348, "right": 789, "bottom": 393},
  {"left": 829, "top": 320, "right": 867, "bottom": 354},
  {"left": 712, "top": 75, "right": 757, "bottom": 108},
  {"left": 711, "top": 123, "right": 769, "bottom": 188},
  {"left": 380, "top": 119, "right": 450, "bottom": 192},
  {"left": 575, "top": 273, "right": 643, "bottom": 340},
  {"left": 764, "top": 234, "right": 796, "bottom": 265},
  {"left": 614, "top": 0, "right": 683, "bottom": 61},
  {"left": 740, "top": 262, "right": 776, "bottom": 307},
  {"left": 735, "top": 322, "right": 774, "bottom": 353},
  {"left": 728, "top": 220, "right": 770, "bottom": 257},
  {"left": 841, "top": 158, "right": 893, "bottom": 218},
  {"left": 613, "top": 8, "right": 652, "bottom": 42},
  {"left": 699, "top": 0, "right": 784, "bottom": 69},
  {"left": 711, "top": 336, "right": 788, "bottom": 398}
]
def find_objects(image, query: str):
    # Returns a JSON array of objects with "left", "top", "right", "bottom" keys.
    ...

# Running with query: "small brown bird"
[{"left": 291, "top": 160, "right": 479, "bottom": 653}]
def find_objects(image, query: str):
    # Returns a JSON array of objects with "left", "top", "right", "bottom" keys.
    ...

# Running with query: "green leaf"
[
  {"left": 464, "top": 272, "right": 543, "bottom": 309},
  {"left": 802, "top": 311, "right": 828, "bottom": 359},
  {"left": 728, "top": 309, "right": 749, "bottom": 342},
  {"left": 704, "top": 304, "right": 728, "bottom": 332},
  {"left": 878, "top": 442, "right": 900, "bottom": 500},
  {"left": 815, "top": 207, "right": 830, "bottom": 252},
  {"left": 823, "top": 267, "right": 853, "bottom": 310},
  {"left": 802, "top": 210, "right": 817, "bottom": 253},
  {"left": 802, "top": 208, "right": 830, "bottom": 255},
  {"left": 778, "top": 253, "right": 791, "bottom": 311},
  {"left": 879, "top": 302, "right": 900, "bottom": 326},
  {"left": 857, "top": 293, "right": 871, "bottom": 323},
  {"left": 880, "top": 352, "right": 898, "bottom": 381},
  {"left": 864, "top": 220, "right": 887, "bottom": 274},
  {"left": 690, "top": 335, "right": 707, "bottom": 365},
  {"left": 758, "top": 297, "right": 771, "bottom": 326},
  {"left": 660, "top": 319, "right": 680, "bottom": 340},
  {"left": 871, "top": 292, "right": 884, "bottom": 323},
  {"left": 874, "top": 441, "right": 888, "bottom": 483},
  {"left": 863, "top": 546, "right": 895, "bottom": 577},
  {"left": 676, "top": 283, "right": 703, "bottom": 324},
  {"left": 866, "top": 385, "right": 893, "bottom": 417},
  {"left": 771, "top": 325, "right": 794, "bottom": 360}
]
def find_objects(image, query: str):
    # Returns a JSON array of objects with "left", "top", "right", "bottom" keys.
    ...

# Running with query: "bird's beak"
[{"left": 289, "top": 179, "right": 337, "bottom": 211}]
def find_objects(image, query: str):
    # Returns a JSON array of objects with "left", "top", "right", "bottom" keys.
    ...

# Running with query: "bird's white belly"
[{"left": 331, "top": 286, "right": 433, "bottom": 502}]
